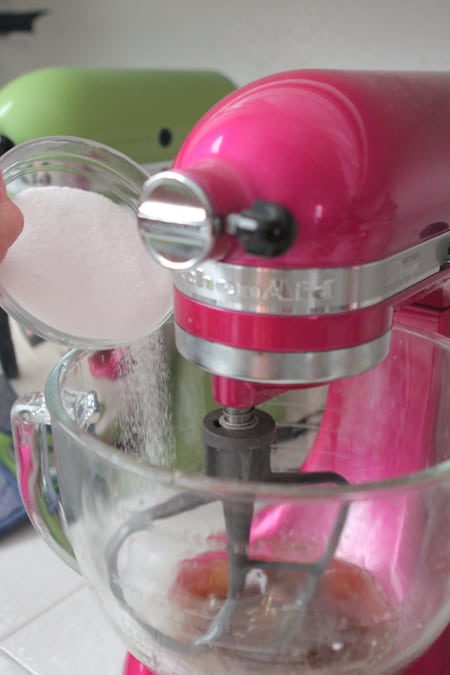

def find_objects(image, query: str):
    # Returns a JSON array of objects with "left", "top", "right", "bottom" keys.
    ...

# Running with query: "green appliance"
[
  {"left": 0, "top": 67, "right": 235, "bottom": 165},
  {"left": 0, "top": 66, "right": 235, "bottom": 540}
]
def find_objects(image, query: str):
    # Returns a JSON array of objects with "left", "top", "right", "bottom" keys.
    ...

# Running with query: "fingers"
[{"left": 0, "top": 173, "right": 24, "bottom": 262}]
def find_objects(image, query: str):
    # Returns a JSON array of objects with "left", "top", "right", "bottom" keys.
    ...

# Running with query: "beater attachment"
[
  {"left": 106, "top": 403, "right": 348, "bottom": 655},
  {"left": 200, "top": 405, "right": 348, "bottom": 644}
]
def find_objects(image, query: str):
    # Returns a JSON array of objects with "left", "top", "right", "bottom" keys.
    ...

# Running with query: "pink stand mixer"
[
  {"left": 9, "top": 69, "right": 450, "bottom": 675},
  {"left": 134, "top": 70, "right": 450, "bottom": 674}
]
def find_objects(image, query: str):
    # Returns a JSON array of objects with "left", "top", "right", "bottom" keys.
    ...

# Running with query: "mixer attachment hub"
[{"left": 203, "top": 407, "right": 275, "bottom": 483}]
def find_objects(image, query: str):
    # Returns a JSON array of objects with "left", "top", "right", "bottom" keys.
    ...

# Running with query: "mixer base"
[
  {"left": 122, "top": 622, "right": 449, "bottom": 674},
  {"left": 123, "top": 653, "right": 154, "bottom": 675}
]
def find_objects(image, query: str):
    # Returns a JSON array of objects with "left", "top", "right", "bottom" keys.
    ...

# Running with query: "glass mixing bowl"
[{"left": 12, "top": 320, "right": 450, "bottom": 675}]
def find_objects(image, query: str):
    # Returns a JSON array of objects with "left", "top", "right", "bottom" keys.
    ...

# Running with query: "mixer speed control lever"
[{"left": 227, "top": 200, "right": 296, "bottom": 257}]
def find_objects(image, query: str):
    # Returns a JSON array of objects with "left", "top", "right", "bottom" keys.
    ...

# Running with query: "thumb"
[{"left": 0, "top": 187, "right": 24, "bottom": 261}]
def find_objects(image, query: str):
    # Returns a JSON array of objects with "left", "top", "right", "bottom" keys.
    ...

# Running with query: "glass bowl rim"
[{"left": 44, "top": 322, "right": 450, "bottom": 500}]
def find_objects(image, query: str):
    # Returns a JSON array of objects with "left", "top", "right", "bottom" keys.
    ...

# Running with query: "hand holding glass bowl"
[
  {"left": 0, "top": 136, "right": 173, "bottom": 349},
  {"left": 0, "top": 171, "right": 23, "bottom": 261}
]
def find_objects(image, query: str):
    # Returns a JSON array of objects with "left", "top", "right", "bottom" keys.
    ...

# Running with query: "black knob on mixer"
[{"left": 232, "top": 200, "right": 297, "bottom": 257}]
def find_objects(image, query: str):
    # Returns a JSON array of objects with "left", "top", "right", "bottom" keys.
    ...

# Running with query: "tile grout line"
[
  {"left": 0, "top": 583, "right": 86, "bottom": 643},
  {"left": 0, "top": 646, "right": 37, "bottom": 674}
]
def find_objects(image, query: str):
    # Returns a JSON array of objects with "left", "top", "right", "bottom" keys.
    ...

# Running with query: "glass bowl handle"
[{"left": 11, "top": 392, "right": 79, "bottom": 572}]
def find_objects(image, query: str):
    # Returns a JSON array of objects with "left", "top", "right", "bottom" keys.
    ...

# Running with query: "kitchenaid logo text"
[
  {"left": 175, "top": 237, "right": 445, "bottom": 315},
  {"left": 177, "top": 267, "right": 337, "bottom": 311}
]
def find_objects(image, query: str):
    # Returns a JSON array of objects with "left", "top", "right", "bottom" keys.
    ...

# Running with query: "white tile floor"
[{"left": 0, "top": 322, "right": 127, "bottom": 674}]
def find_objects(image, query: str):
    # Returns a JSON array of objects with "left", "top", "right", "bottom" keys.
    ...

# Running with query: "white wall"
[{"left": 1, "top": 0, "right": 450, "bottom": 87}]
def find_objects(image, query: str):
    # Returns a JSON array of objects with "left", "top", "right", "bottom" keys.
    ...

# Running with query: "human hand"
[{"left": 0, "top": 172, "right": 23, "bottom": 262}]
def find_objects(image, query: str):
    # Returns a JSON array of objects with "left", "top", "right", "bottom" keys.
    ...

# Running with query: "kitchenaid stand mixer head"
[{"left": 134, "top": 70, "right": 450, "bottom": 667}]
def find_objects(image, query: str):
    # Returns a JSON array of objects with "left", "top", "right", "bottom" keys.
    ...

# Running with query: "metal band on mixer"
[
  {"left": 174, "top": 233, "right": 450, "bottom": 316},
  {"left": 174, "top": 324, "right": 392, "bottom": 384}
]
